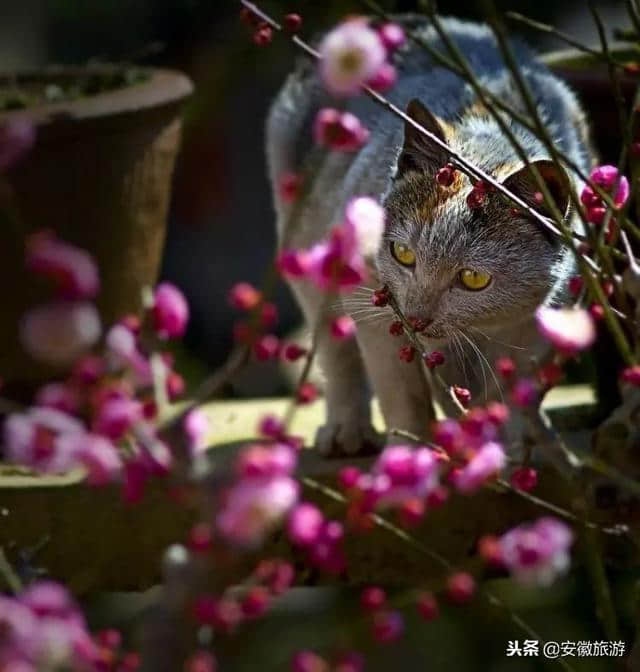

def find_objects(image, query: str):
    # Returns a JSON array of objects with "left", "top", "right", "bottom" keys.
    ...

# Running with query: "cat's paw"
[{"left": 315, "top": 421, "right": 382, "bottom": 457}]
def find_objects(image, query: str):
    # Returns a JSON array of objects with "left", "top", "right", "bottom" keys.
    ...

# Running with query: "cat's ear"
[
  {"left": 397, "top": 99, "right": 449, "bottom": 176},
  {"left": 502, "top": 160, "right": 571, "bottom": 219}
]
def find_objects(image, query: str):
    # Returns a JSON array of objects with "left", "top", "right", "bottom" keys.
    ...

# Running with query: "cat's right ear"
[{"left": 397, "top": 99, "right": 449, "bottom": 176}]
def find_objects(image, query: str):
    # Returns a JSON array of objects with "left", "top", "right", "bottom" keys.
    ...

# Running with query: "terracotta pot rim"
[
  {"left": 0, "top": 66, "right": 194, "bottom": 126},
  {"left": 542, "top": 42, "right": 639, "bottom": 69}
]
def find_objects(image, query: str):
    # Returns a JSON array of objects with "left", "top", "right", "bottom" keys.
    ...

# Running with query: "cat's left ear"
[
  {"left": 502, "top": 160, "right": 571, "bottom": 219},
  {"left": 396, "top": 98, "right": 449, "bottom": 176}
]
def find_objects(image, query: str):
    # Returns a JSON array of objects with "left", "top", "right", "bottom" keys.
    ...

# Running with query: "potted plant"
[{"left": 0, "top": 65, "right": 193, "bottom": 387}]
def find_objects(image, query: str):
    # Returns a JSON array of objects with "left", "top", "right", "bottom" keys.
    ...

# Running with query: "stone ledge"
[{"left": 4, "top": 386, "right": 626, "bottom": 594}]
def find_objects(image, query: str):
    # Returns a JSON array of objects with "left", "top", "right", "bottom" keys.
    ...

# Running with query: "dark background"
[{"left": 0, "top": 0, "right": 628, "bottom": 392}]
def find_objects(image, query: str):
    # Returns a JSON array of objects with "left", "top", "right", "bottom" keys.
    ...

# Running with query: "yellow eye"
[
  {"left": 390, "top": 241, "right": 416, "bottom": 267},
  {"left": 459, "top": 268, "right": 492, "bottom": 291}
]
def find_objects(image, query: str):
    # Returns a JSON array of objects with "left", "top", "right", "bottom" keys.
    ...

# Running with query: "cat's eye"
[
  {"left": 390, "top": 241, "right": 416, "bottom": 267},
  {"left": 459, "top": 268, "right": 492, "bottom": 291}
]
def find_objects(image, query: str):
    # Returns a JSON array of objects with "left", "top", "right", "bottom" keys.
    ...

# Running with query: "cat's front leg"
[
  {"left": 289, "top": 282, "right": 379, "bottom": 456},
  {"left": 355, "top": 319, "right": 435, "bottom": 443},
  {"left": 314, "top": 331, "right": 380, "bottom": 456}
]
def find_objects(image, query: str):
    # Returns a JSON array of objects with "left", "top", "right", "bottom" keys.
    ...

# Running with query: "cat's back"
[{"left": 266, "top": 15, "right": 591, "bottom": 238}]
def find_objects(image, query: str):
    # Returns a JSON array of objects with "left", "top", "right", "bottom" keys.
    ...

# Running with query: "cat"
[{"left": 266, "top": 16, "right": 595, "bottom": 455}]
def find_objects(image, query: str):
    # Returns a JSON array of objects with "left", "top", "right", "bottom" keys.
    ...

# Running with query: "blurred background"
[{"left": 0, "top": 0, "right": 629, "bottom": 395}]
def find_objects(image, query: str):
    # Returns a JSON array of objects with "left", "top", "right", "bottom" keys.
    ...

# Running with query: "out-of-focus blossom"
[
  {"left": 277, "top": 250, "right": 312, "bottom": 279},
  {"left": 446, "top": 572, "right": 476, "bottom": 604},
  {"left": 621, "top": 365, "right": 640, "bottom": 386},
  {"left": 367, "top": 62, "right": 397, "bottom": 92},
  {"left": 499, "top": 517, "right": 573, "bottom": 585},
  {"left": 510, "top": 466, "right": 538, "bottom": 492},
  {"left": 0, "top": 117, "right": 35, "bottom": 172},
  {"left": 313, "top": 108, "right": 370, "bottom": 152},
  {"left": 216, "top": 475, "right": 299, "bottom": 547},
  {"left": 0, "top": 581, "right": 98, "bottom": 670},
  {"left": 184, "top": 409, "right": 210, "bottom": 456},
  {"left": 278, "top": 171, "right": 303, "bottom": 203},
  {"left": 184, "top": 651, "right": 218, "bottom": 672},
  {"left": 330, "top": 315, "right": 356, "bottom": 341},
  {"left": 286, "top": 502, "right": 345, "bottom": 573},
  {"left": 302, "top": 196, "right": 384, "bottom": 292},
  {"left": 236, "top": 443, "right": 297, "bottom": 479},
  {"left": 35, "top": 383, "right": 80, "bottom": 414},
  {"left": 105, "top": 324, "right": 151, "bottom": 385},
  {"left": 535, "top": 306, "right": 596, "bottom": 355},
  {"left": 93, "top": 396, "right": 143, "bottom": 440},
  {"left": 288, "top": 502, "right": 324, "bottom": 547},
  {"left": 357, "top": 445, "right": 440, "bottom": 511},
  {"left": 378, "top": 22, "right": 406, "bottom": 51},
  {"left": 228, "top": 282, "right": 261, "bottom": 311},
  {"left": 71, "top": 355, "right": 105, "bottom": 385},
  {"left": 57, "top": 432, "right": 122, "bottom": 485},
  {"left": 151, "top": 282, "right": 189, "bottom": 339},
  {"left": 291, "top": 650, "right": 330, "bottom": 672},
  {"left": 511, "top": 378, "right": 538, "bottom": 407},
  {"left": 20, "top": 302, "right": 101, "bottom": 367},
  {"left": 451, "top": 441, "right": 505, "bottom": 493},
  {"left": 4, "top": 406, "right": 84, "bottom": 473},
  {"left": 344, "top": 196, "right": 385, "bottom": 258},
  {"left": 372, "top": 610, "right": 404, "bottom": 643},
  {"left": 319, "top": 20, "right": 386, "bottom": 96},
  {"left": 26, "top": 231, "right": 100, "bottom": 300},
  {"left": 4, "top": 406, "right": 121, "bottom": 484}
]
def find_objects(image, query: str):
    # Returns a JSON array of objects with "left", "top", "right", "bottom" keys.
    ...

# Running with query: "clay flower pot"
[{"left": 0, "top": 66, "right": 193, "bottom": 386}]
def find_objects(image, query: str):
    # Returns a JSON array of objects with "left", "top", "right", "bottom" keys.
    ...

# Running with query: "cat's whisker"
[
  {"left": 450, "top": 330, "right": 470, "bottom": 387},
  {"left": 469, "top": 326, "right": 526, "bottom": 351},
  {"left": 460, "top": 330, "right": 504, "bottom": 403}
]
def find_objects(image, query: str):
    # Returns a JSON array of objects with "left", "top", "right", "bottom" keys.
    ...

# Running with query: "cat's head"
[{"left": 376, "top": 99, "right": 571, "bottom": 341}]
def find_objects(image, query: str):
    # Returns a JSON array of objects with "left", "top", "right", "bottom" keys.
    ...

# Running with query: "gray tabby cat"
[{"left": 266, "top": 16, "right": 594, "bottom": 455}]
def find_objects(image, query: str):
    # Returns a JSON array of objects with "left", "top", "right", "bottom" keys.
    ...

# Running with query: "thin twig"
[{"left": 506, "top": 12, "right": 626, "bottom": 67}]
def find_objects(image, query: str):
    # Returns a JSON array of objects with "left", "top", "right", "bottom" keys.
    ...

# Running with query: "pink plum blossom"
[
  {"left": 451, "top": 441, "right": 506, "bottom": 493},
  {"left": 56, "top": 432, "right": 122, "bottom": 485},
  {"left": 378, "top": 22, "right": 406, "bottom": 51},
  {"left": 300, "top": 196, "right": 384, "bottom": 292},
  {"left": 344, "top": 196, "right": 385, "bottom": 258},
  {"left": 330, "top": 315, "right": 356, "bottom": 341},
  {"left": 277, "top": 249, "right": 312, "bottom": 279},
  {"left": 367, "top": 62, "right": 397, "bottom": 92},
  {"left": 287, "top": 502, "right": 324, "bottom": 547},
  {"left": 359, "top": 445, "right": 440, "bottom": 509},
  {"left": 152, "top": 282, "right": 189, "bottom": 339},
  {"left": 93, "top": 396, "right": 143, "bottom": 440},
  {"left": 535, "top": 306, "right": 596, "bottom": 355},
  {"left": 4, "top": 406, "right": 84, "bottom": 474},
  {"left": 0, "top": 117, "right": 35, "bottom": 171},
  {"left": 319, "top": 19, "right": 386, "bottom": 96},
  {"left": 35, "top": 383, "right": 80, "bottom": 414},
  {"left": 313, "top": 108, "right": 370, "bottom": 152},
  {"left": 236, "top": 443, "right": 297, "bottom": 479},
  {"left": 184, "top": 408, "right": 210, "bottom": 455},
  {"left": 0, "top": 581, "right": 98, "bottom": 669},
  {"left": 499, "top": 517, "right": 573, "bottom": 585},
  {"left": 580, "top": 165, "right": 629, "bottom": 224},
  {"left": 216, "top": 475, "right": 299, "bottom": 547},
  {"left": 26, "top": 231, "right": 100, "bottom": 300},
  {"left": 4, "top": 407, "right": 121, "bottom": 484},
  {"left": 20, "top": 302, "right": 101, "bottom": 367},
  {"left": 105, "top": 324, "right": 152, "bottom": 384}
]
